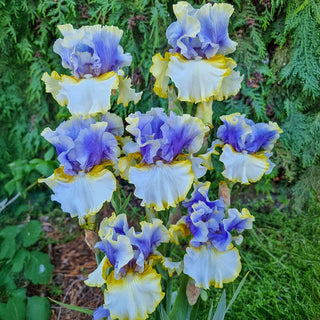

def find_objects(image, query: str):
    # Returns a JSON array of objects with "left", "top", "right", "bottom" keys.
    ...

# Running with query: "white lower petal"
[
  {"left": 220, "top": 144, "right": 269, "bottom": 184},
  {"left": 104, "top": 266, "right": 164, "bottom": 320},
  {"left": 213, "top": 59, "right": 243, "bottom": 101},
  {"left": 39, "top": 166, "right": 116, "bottom": 219},
  {"left": 129, "top": 160, "right": 195, "bottom": 211},
  {"left": 167, "top": 54, "right": 230, "bottom": 103},
  {"left": 183, "top": 244, "right": 241, "bottom": 289}
]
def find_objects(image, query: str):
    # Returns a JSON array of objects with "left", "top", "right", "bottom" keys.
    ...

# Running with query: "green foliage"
[{"left": 0, "top": 220, "right": 53, "bottom": 319}]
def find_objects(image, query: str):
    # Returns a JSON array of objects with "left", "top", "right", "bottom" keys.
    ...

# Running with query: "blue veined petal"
[
  {"left": 53, "top": 24, "right": 131, "bottom": 78},
  {"left": 183, "top": 181, "right": 225, "bottom": 216},
  {"left": 127, "top": 219, "right": 170, "bottom": 264},
  {"left": 223, "top": 208, "right": 254, "bottom": 233},
  {"left": 125, "top": 108, "right": 167, "bottom": 164},
  {"left": 42, "top": 118, "right": 119, "bottom": 175},
  {"left": 217, "top": 113, "right": 252, "bottom": 153},
  {"left": 101, "top": 112, "right": 124, "bottom": 136},
  {"left": 95, "top": 232, "right": 134, "bottom": 279},
  {"left": 99, "top": 212, "right": 129, "bottom": 239},
  {"left": 245, "top": 122, "right": 283, "bottom": 153},
  {"left": 196, "top": 3, "right": 237, "bottom": 58},
  {"left": 183, "top": 243, "right": 241, "bottom": 289},
  {"left": 93, "top": 306, "right": 112, "bottom": 320},
  {"left": 217, "top": 113, "right": 282, "bottom": 154},
  {"left": 166, "top": 2, "right": 201, "bottom": 59},
  {"left": 220, "top": 144, "right": 270, "bottom": 184},
  {"left": 207, "top": 222, "right": 231, "bottom": 252},
  {"left": 128, "top": 160, "right": 195, "bottom": 211},
  {"left": 104, "top": 266, "right": 164, "bottom": 320},
  {"left": 160, "top": 113, "right": 209, "bottom": 162},
  {"left": 39, "top": 165, "right": 116, "bottom": 223}
]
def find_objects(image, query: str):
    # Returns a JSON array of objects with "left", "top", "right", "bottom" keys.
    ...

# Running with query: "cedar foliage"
[{"left": 1, "top": 0, "right": 320, "bottom": 212}]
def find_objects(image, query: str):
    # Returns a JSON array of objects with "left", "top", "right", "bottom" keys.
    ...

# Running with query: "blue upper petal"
[
  {"left": 217, "top": 113, "right": 282, "bottom": 153},
  {"left": 42, "top": 117, "right": 119, "bottom": 175},
  {"left": 53, "top": 25, "right": 132, "bottom": 78}
]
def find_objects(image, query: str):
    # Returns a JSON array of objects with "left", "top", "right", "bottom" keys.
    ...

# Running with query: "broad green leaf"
[
  {"left": 0, "top": 289, "right": 27, "bottom": 320},
  {"left": 212, "top": 290, "right": 226, "bottom": 320},
  {"left": 169, "top": 274, "right": 191, "bottom": 320},
  {"left": 21, "top": 220, "right": 42, "bottom": 247},
  {"left": 0, "top": 225, "right": 21, "bottom": 239},
  {"left": 49, "top": 298, "right": 94, "bottom": 315},
  {"left": 26, "top": 296, "right": 51, "bottom": 320},
  {"left": 25, "top": 251, "right": 53, "bottom": 284},
  {"left": 0, "top": 226, "right": 20, "bottom": 260},
  {"left": 11, "top": 249, "right": 30, "bottom": 273}
]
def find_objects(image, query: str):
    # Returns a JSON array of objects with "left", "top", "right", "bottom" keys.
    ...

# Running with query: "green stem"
[{"left": 166, "top": 273, "right": 173, "bottom": 314}]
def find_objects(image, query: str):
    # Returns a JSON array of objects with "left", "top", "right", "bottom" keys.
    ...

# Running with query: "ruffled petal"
[
  {"left": 41, "top": 71, "right": 67, "bottom": 106},
  {"left": 104, "top": 266, "right": 164, "bottom": 320},
  {"left": 196, "top": 3, "right": 237, "bottom": 58},
  {"left": 39, "top": 165, "right": 116, "bottom": 221},
  {"left": 58, "top": 73, "right": 119, "bottom": 116},
  {"left": 167, "top": 54, "right": 231, "bottom": 103},
  {"left": 127, "top": 219, "right": 170, "bottom": 263},
  {"left": 220, "top": 144, "right": 269, "bottom": 184},
  {"left": 183, "top": 244, "right": 241, "bottom": 289},
  {"left": 198, "top": 139, "right": 222, "bottom": 170},
  {"left": 166, "top": 1, "right": 201, "bottom": 59},
  {"left": 224, "top": 208, "right": 254, "bottom": 233},
  {"left": 96, "top": 234, "right": 134, "bottom": 279},
  {"left": 84, "top": 256, "right": 111, "bottom": 287},
  {"left": 99, "top": 212, "right": 129, "bottom": 239},
  {"left": 128, "top": 160, "right": 195, "bottom": 211},
  {"left": 117, "top": 76, "right": 142, "bottom": 106},
  {"left": 101, "top": 112, "right": 124, "bottom": 136},
  {"left": 213, "top": 59, "right": 243, "bottom": 101},
  {"left": 150, "top": 53, "right": 171, "bottom": 98}
]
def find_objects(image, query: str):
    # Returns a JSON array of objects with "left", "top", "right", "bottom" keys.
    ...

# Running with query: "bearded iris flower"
[
  {"left": 170, "top": 182, "right": 254, "bottom": 289},
  {"left": 150, "top": 2, "right": 242, "bottom": 104},
  {"left": 42, "top": 24, "right": 142, "bottom": 116},
  {"left": 118, "top": 108, "right": 209, "bottom": 211},
  {"left": 216, "top": 113, "right": 282, "bottom": 184},
  {"left": 85, "top": 213, "right": 169, "bottom": 320},
  {"left": 39, "top": 115, "right": 122, "bottom": 223}
]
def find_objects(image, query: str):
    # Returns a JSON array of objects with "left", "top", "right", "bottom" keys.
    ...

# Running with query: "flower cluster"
[
  {"left": 119, "top": 107, "right": 210, "bottom": 210},
  {"left": 85, "top": 213, "right": 169, "bottom": 320},
  {"left": 39, "top": 3, "right": 283, "bottom": 320},
  {"left": 170, "top": 182, "right": 254, "bottom": 289},
  {"left": 42, "top": 25, "right": 142, "bottom": 117},
  {"left": 150, "top": 1, "right": 243, "bottom": 125},
  {"left": 216, "top": 113, "right": 282, "bottom": 184}
]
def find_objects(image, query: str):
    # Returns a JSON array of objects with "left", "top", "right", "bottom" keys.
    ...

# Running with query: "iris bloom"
[
  {"left": 85, "top": 213, "right": 169, "bottom": 320},
  {"left": 42, "top": 24, "right": 142, "bottom": 116},
  {"left": 118, "top": 108, "right": 209, "bottom": 211},
  {"left": 39, "top": 114, "right": 122, "bottom": 223},
  {"left": 150, "top": 1, "right": 242, "bottom": 104},
  {"left": 170, "top": 182, "right": 254, "bottom": 289},
  {"left": 216, "top": 113, "right": 282, "bottom": 184}
]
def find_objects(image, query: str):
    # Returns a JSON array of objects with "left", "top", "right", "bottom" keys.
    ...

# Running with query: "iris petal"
[
  {"left": 129, "top": 160, "right": 194, "bottom": 211},
  {"left": 183, "top": 244, "right": 241, "bottom": 289},
  {"left": 39, "top": 165, "right": 116, "bottom": 222},
  {"left": 104, "top": 266, "right": 164, "bottom": 320},
  {"left": 220, "top": 144, "right": 270, "bottom": 184}
]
